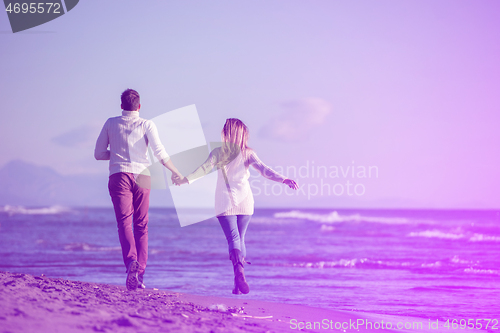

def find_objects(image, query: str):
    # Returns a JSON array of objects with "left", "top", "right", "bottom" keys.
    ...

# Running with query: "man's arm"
[
  {"left": 94, "top": 120, "right": 110, "bottom": 160},
  {"left": 145, "top": 120, "right": 169, "bottom": 163},
  {"left": 145, "top": 120, "right": 183, "bottom": 182},
  {"left": 160, "top": 158, "right": 183, "bottom": 184}
]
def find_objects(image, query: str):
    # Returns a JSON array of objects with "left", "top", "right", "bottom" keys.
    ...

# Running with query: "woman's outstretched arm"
[
  {"left": 176, "top": 149, "right": 218, "bottom": 185},
  {"left": 283, "top": 178, "right": 299, "bottom": 190},
  {"left": 248, "top": 151, "right": 299, "bottom": 189}
]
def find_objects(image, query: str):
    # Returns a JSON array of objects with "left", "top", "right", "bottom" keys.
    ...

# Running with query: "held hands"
[
  {"left": 162, "top": 160, "right": 189, "bottom": 186},
  {"left": 283, "top": 179, "right": 299, "bottom": 190},
  {"left": 171, "top": 172, "right": 189, "bottom": 186},
  {"left": 171, "top": 172, "right": 184, "bottom": 186},
  {"left": 177, "top": 177, "right": 189, "bottom": 185}
]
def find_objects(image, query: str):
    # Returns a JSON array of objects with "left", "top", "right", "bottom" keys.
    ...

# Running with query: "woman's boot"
[
  {"left": 232, "top": 281, "right": 242, "bottom": 295},
  {"left": 230, "top": 249, "right": 250, "bottom": 294}
]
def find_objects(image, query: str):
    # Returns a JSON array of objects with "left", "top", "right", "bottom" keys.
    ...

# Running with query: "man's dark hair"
[{"left": 121, "top": 89, "right": 140, "bottom": 111}]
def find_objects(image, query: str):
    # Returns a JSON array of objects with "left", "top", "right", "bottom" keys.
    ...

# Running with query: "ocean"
[{"left": 1, "top": 206, "right": 499, "bottom": 326}]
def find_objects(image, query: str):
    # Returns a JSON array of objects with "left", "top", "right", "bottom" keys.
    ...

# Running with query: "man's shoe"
[
  {"left": 138, "top": 274, "right": 146, "bottom": 289},
  {"left": 126, "top": 261, "right": 140, "bottom": 291}
]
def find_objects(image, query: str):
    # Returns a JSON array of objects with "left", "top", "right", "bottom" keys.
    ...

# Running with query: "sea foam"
[
  {"left": 0, "top": 205, "right": 72, "bottom": 216},
  {"left": 274, "top": 210, "right": 412, "bottom": 224}
]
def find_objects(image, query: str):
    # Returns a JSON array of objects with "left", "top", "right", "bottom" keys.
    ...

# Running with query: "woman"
[{"left": 177, "top": 118, "right": 298, "bottom": 294}]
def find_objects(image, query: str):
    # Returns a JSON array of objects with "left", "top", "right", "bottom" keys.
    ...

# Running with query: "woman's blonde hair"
[{"left": 218, "top": 118, "right": 250, "bottom": 166}]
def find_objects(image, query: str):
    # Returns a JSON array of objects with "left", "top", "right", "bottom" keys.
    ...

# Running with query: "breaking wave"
[
  {"left": 274, "top": 210, "right": 414, "bottom": 224},
  {"left": 408, "top": 230, "right": 464, "bottom": 240},
  {"left": 408, "top": 230, "right": 500, "bottom": 242},
  {"left": 264, "top": 256, "right": 498, "bottom": 275},
  {"left": 469, "top": 233, "right": 500, "bottom": 242},
  {"left": 0, "top": 205, "right": 72, "bottom": 216},
  {"left": 464, "top": 268, "right": 500, "bottom": 275},
  {"left": 63, "top": 243, "right": 120, "bottom": 252}
]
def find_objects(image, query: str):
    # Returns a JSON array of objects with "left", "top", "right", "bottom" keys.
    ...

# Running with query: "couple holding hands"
[{"left": 95, "top": 89, "right": 298, "bottom": 294}]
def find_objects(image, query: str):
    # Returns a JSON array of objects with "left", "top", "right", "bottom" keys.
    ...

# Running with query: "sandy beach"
[
  {"left": 0, "top": 270, "right": 394, "bottom": 333},
  {"left": 1, "top": 269, "right": 490, "bottom": 333}
]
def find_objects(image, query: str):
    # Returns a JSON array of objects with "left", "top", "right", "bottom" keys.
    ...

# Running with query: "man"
[{"left": 94, "top": 89, "right": 182, "bottom": 290}]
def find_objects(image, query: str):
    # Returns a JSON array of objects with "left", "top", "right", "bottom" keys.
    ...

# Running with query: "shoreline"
[
  {"left": 0, "top": 271, "right": 481, "bottom": 333},
  {"left": 0, "top": 270, "right": 381, "bottom": 332}
]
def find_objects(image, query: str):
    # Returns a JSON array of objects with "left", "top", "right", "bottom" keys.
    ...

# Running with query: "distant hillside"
[
  {"left": 0, "top": 160, "right": 426, "bottom": 210},
  {"left": 0, "top": 160, "right": 175, "bottom": 207},
  {"left": 0, "top": 160, "right": 111, "bottom": 207}
]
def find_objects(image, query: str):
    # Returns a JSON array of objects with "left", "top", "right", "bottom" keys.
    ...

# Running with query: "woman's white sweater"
[{"left": 186, "top": 148, "right": 286, "bottom": 216}]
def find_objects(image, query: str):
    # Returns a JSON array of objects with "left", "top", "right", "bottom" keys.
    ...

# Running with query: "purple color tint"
[
  {"left": 1, "top": 1, "right": 500, "bottom": 209},
  {"left": 1, "top": 207, "right": 499, "bottom": 320}
]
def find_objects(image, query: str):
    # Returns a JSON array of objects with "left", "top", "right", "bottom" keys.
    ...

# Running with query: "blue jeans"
[{"left": 217, "top": 215, "right": 252, "bottom": 258}]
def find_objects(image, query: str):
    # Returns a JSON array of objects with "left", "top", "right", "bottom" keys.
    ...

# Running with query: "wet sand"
[{"left": 0, "top": 271, "right": 459, "bottom": 332}]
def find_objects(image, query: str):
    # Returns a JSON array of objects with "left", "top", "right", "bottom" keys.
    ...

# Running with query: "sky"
[{"left": 0, "top": 0, "right": 499, "bottom": 209}]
